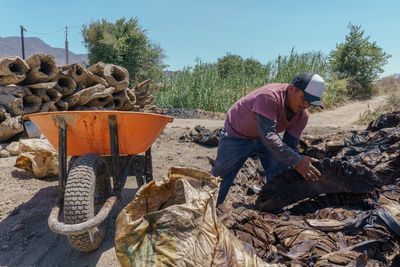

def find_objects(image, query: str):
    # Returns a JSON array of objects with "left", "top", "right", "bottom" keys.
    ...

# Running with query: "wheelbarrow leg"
[
  {"left": 144, "top": 147, "right": 153, "bottom": 183},
  {"left": 109, "top": 115, "right": 122, "bottom": 194},
  {"left": 56, "top": 115, "right": 67, "bottom": 194}
]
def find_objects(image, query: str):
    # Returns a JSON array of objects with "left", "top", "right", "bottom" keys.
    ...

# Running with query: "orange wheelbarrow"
[{"left": 24, "top": 111, "right": 173, "bottom": 252}]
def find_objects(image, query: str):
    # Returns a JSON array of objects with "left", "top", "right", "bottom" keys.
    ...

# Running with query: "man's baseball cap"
[{"left": 291, "top": 72, "right": 325, "bottom": 108}]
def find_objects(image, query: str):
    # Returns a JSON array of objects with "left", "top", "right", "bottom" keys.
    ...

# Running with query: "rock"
[
  {"left": 14, "top": 138, "right": 58, "bottom": 178},
  {"left": 0, "top": 149, "right": 10, "bottom": 158},
  {"left": 6, "top": 141, "right": 19, "bottom": 156},
  {"left": 11, "top": 223, "right": 24, "bottom": 232}
]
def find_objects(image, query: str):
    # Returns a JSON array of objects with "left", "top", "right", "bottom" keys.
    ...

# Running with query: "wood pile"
[{"left": 0, "top": 54, "right": 156, "bottom": 142}]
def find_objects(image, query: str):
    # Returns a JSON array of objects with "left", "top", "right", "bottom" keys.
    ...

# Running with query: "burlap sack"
[{"left": 115, "top": 167, "right": 281, "bottom": 267}]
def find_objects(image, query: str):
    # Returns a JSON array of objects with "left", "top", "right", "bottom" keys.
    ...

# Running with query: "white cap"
[{"left": 291, "top": 72, "right": 325, "bottom": 108}]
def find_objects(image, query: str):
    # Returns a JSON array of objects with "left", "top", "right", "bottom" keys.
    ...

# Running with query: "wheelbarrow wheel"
[{"left": 64, "top": 154, "right": 111, "bottom": 252}]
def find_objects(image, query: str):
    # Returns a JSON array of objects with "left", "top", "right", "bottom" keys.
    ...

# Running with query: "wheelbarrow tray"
[{"left": 24, "top": 111, "right": 173, "bottom": 156}]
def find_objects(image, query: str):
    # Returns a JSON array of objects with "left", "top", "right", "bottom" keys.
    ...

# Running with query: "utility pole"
[
  {"left": 20, "top": 25, "right": 26, "bottom": 59},
  {"left": 65, "top": 26, "right": 69, "bottom": 65}
]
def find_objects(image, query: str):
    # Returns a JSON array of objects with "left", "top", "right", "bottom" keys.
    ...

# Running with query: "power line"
[
  {"left": 25, "top": 27, "right": 65, "bottom": 35},
  {"left": 18, "top": 25, "right": 81, "bottom": 61}
]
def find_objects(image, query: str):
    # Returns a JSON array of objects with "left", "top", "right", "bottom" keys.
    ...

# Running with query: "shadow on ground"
[{"left": 0, "top": 183, "right": 138, "bottom": 266}]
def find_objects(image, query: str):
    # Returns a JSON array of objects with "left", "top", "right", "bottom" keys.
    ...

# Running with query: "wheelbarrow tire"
[{"left": 64, "top": 153, "right": 111, "bottom": 252}]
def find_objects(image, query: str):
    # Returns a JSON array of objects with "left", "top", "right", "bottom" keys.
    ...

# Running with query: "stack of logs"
[{"left": 0, "top": 53, "right": 156, "bottom": 142}]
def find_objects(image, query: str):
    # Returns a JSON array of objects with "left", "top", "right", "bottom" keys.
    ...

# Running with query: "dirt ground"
[{"left": 0, "top": 96, "right": 386, "bottom": 267}]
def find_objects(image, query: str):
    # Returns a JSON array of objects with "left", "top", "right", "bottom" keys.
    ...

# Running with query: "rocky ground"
[{"left": 0, "top": 96, "right": 386, "bottom": 266}]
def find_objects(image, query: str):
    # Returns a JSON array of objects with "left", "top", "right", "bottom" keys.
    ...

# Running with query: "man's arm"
[
  {"left": 257, "top": 114, "right": 321, "bottom": 181},
  {"left": 257, "top": 114, "right": 302, "bottom": 169},
  {"left": 283, "top": 131, "right": 300, "bottom": 152}
]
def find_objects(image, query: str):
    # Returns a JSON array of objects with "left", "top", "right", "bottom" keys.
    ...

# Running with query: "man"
[{"left": 212, "top": 72, "right": 325, "bottom": 205}]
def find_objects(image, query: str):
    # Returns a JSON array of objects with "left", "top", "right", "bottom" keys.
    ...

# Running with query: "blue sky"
[{"left": 1, "top": 0, "right": 399, "bottom": 76}]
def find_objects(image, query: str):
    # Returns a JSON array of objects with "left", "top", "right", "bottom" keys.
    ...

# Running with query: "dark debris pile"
[
  {"left": 179, "top": 125, "right": 222, "bottom": 146},
  {"left": 218, "top": 111, "right": 400, "bottom": 266}
]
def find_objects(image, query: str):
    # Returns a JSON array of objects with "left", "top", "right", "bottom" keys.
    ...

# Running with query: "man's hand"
[{"left": 295, "top": 156, "right": 321, "bottom": 181}]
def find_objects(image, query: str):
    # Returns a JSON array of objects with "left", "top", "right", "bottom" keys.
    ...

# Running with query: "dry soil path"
[{"left": 305, "top": 95, "right": 386, "bottom": 134}]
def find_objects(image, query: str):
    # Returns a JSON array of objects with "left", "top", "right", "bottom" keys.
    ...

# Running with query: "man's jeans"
[{"left": 211, "top": 129, "right": 289, "bottom": 205}]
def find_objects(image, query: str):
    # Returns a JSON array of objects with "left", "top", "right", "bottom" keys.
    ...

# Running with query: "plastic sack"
[{"left": 115, "top": 167, "right": 279, "bottom": 266}]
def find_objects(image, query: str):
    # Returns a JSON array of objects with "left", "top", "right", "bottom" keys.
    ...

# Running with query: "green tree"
[
  {"left": 216, "top": 53, "right": 244, "bottom": 79},
  {"left": 81, "top": 17, "right": 167, "bottom": 84},
  {"left": 244, "top": 58, "right": 263, "bottom": 77},
  {"left": 329, "top": 23, "right": 391, "bottom": 97}
]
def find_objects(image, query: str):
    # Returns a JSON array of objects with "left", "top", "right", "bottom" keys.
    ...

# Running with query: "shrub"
[
  {"left": 329, "top": 24, "right": 391, "bottom": 98},
  {"left": 321, "top": 79, "right": 349, "bottom": 109},
  {"left": 358, "top": 89, "right": 400, "bottom": 125}
]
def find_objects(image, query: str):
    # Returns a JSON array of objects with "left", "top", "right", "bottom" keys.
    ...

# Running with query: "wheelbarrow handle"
[{"left": 48, "top": 195, "right": 118, "bottom": 235}]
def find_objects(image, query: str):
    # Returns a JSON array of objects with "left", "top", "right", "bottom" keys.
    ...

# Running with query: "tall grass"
[
  {"left": 155, "top": 50, "right": 331, "bottom": 112},
  {"left": 271, "top": 49, "right": 330, "bottom": 84},
  {"left": 321, "top": 79, "right": 349, "bottom": 109}
]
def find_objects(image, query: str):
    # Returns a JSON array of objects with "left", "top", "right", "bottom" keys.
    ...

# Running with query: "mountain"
[{"left": 0, "top": 36, "right": 87, "bottom": 66}]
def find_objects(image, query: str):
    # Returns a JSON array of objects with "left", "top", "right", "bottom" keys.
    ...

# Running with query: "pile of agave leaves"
[{"left": 218, "top": 111, "right": 400, "bottom": 266}]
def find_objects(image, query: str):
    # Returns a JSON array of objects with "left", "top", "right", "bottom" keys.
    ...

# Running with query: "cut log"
[
  {"left": 0, "top": 85, "right": 27, "bottom": 98},
  {"left": 63, "top": 83, "right": 108, "bottom": 107},
  {"left": 110, "top": 90, "right": 127, "bottom": 110},
  {"left": 0, "top": 113, "right": 23, "bottom": 142},
  {"left": 22, "top": 90, "right": 42, "bottom": 114},
  {"left": 59, "top": 63, "right": 88, "bottom": 87},
  {"left": 0, "top": 56, "right": 29, "bottom": 85},
  {"left": 46, "top": 88, "right": 62, "bottom": 103},
  {"left": 30, "top": 85, "right": 62, "bottom": 104},
  {"left": 111, "top": 89, "right": 136, "bottom": 110},
  {"left": 133, "top": 80, "right": 155, "bottom": 107},
  {"left": 85, "top": 86, "right": 115, "bottom": 107},
  {"left": 123, "top": 88, "right": 137, "bottom": 109},
  {"left": 22, "top": 53, "right": 58, "bottom": 84},
  {"left": 53, "top": 73, "right": 76, "bottom": 96},
  {"left": 30, "top": 88, "right": 50, "bottom": 102},
  {"left": 55, "top": 99, "right": 68, "bottom": 111},
  {"left": 40, "top": 101, "right": 57, "bottom": 112},
  {"left": 59, "top": 65, "right": 108, "bottom": 88},
  {"left": 0, "top": 94, "right": 23, "bottom": 116},
  {"left": 133, "top": 79, "right": 151, "bottom": 90},
  {"left": 26, "top": 81, "right": 57, "bottom": 89},
  {"left": 88, "top": 62, "right": 129, "bottom": 92},
  {"left": 86, "top": 94, "right": 113, "bottom": 107},
  {"left": 85, "top": 71, "right": 108, "bottom": 88},
  {"left": 135, "top": 92, "right": 155, "bottom": 107},
  {"left": 0, "top": 56, "right": 29, "bottom": 76}
]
